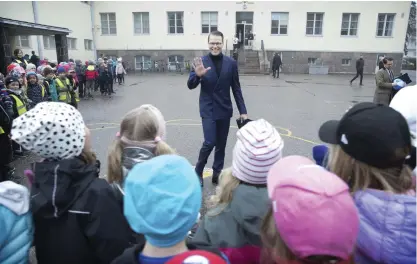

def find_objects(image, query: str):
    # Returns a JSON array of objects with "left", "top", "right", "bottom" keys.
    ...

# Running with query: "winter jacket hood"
[
  {"left": 0, "top": 181, "right": 30, "bottom": 215},
  {"left": 193, "top": 183, "right": 269, "bottom": 263},
  {"left": 111, "top": 240, "right": 227, "bottom": 264},
  {"left": 31, "top": 156, "right": 98, "bottom": 218},
  {"left": 354, "top": 189, "right": 416, "bottom": 264},
  {"left": 0, "top": 181, "right": 33, "bottom": 264}
]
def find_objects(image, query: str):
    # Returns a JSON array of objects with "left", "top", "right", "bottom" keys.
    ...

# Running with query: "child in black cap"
[{"left": 318, "top": 102, "right": 415, "bottom": 264}]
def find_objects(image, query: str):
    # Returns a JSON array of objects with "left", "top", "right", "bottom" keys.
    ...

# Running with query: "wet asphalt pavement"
[{"left": 11, "top": 72, "right": 381, "bottom": 214}]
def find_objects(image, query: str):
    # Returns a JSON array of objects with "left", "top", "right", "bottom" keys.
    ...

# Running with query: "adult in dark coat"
[
  {"left": 272, "top": 53, "right": 282, "bottom": 78},
  {"left": 187, "top": 31, "right": 248, "bottom": 186},
  {"left": 350, "top": 55, "right": 365, "bottom": 86},
  {"left": 29, "top": 51, "right": 39, "bottom": 67}
]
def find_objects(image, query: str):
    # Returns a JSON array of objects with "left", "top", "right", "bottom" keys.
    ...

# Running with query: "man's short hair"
[
  {"left": 208, "top": 31, "right": 224, "bottom": 43},
  {"left": 383, "top": 57, "right": 394, "bottom": 64}
]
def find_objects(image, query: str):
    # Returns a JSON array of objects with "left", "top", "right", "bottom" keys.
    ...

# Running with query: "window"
[
  {"left": 84, "top": 39, "right": 93, "bottom": 50},
  {"left": 43, "top": 36, "right": 55, "bottom": 49},
  {"left": 16, "top": 35, "right": 30, "bottom": 47},
  {"left": 306, "top": 13, "right": 324, "bottom": 35},
  {"left": 68, "top": 38, "right": 77, "bottom": 50},
  {"left": 308, "top": 58, "right": 317, "bottom": 65},
  {"left": 133, "top": 12, "right": 150, "bottom": 34},
  {"left": 168, "top": 55, "right": 184, "bottom": 70},
  {"left": 271, "top": 12, "right": 289, "bottom": 35},
  {"left": 168, "top": 12, "right": 184, "bottom": 34},
  {"left": 135, "top": 55, "right": 152, "bottom": 70},
  {"left": 377, "top": 13, "right": 395, "bottom": 37},
  {"left": 100, "top": 13, "right": 117, "bottom": 35},
  {"left": 342, "top": 58, "right": 351, "bottom": 66},
  {"left": 341, "top": 13, "right": 359, "bottom": 36},
  {"left": 201, "top": 12, "right": 218, "bottom": 34}
]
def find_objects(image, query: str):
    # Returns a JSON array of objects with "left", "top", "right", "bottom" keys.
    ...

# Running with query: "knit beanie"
[
  {"left": 11, "top": 102, "right": 86, "bottom": 160},
  {"left": 232, "top": 119, "right": 284, "bottom": 184},
  {"left": 57, "top": 67, "right": 66, "bottom": 74},
  {"left": 124, "top": 155, "right": 202, "bottom": 248},
  {"left": 5, "top": 76, "right": 19, "bottom": 87},
  {"left": 26, "top": 72, "right": 37, "bottom": 80}
]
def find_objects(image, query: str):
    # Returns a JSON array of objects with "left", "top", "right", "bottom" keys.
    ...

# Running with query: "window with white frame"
[
  {"left": 133, "top": 12, "right": 150, "bottom": 34},
  {"left": 68, "top": 38, "right": 77, "bottom": 50},
  {"left": 201, "top": 12, "right": 218, "bottom": 34},
  {"left": 308, "top": 57, "right": 317, "bottom": 65},
  {"left": 342, "top": 58, "right": 351, "bottom": 66},
  {"left": 306, "top": 13, "right": 324, "bottom": 35},
  {"left": 168, "top": 12, "right": 184, "bottom": 34},
  {"left": 100, "top": 13, "right": 117, "bottom": 35},
  {"left": 271, "top": 12, "right": 289, "bottom": 35},
  {"left": 16, "top": 35, "right": 30, "bottom": 47},
  {"left": 341, "top": 13, "right": 359, "bottom": 36},
  {"left": 43, "top": 36, "right": 55, "bottom": 49},
  {"left": 168, "top": 55, "right": 184, "bottom": 70},
  {"left": 84, "top": 39, "right": 93, "bottom": 50},
  {"left": 377, "top": 13, "right": 395, "bottom": 37},
  {"left": 135, "top": 55, "right": 152, "bottom": 70}
]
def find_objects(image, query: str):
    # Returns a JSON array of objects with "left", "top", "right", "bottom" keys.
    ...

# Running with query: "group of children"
[
  {"left": 0, "top": 49, "right": 127, "bottom": 182},
  {"left": 0, "top": 81, "right": 416, "bottom": 263}
]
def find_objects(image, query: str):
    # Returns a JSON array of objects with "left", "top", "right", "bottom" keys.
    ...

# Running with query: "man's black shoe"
[{"left": 212, "top": 172, "right": 220, "bottom": 185}]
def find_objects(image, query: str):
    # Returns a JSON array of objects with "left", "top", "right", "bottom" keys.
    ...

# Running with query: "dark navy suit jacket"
[{"left": 187, "top": 54, "right": 247, "bottom": 120}]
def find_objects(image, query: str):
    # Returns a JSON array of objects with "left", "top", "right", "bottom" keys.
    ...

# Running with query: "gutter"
[
  {"left": 90, "top": 1, "right": 97, "bottom": 61},
  {"left": 31, "top": 1, "right": 43, "bottom": 59}
]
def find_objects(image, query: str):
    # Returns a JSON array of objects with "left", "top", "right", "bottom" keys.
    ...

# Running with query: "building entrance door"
[{"left": 236, "top": 12, "right": 254, "bottom": 50}]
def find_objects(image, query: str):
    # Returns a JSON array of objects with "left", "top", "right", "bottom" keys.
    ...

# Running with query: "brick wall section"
[
  {"left": 98, "top": 49, "right": 402, "bottom": 75},
  {"left": 266, "top": 51, "right": 403, "bottom": 75}
]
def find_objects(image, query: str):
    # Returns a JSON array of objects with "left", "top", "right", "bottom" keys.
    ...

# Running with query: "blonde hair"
[
  {"left": 206, "top": 168, "right": 240, "bottom": 216},
  {"left": 261, "top": 206, "right": 356, "bottom": 264},
  {"left": 327, "top": 145, "right": 412, "bottom": 194},
  {"left": 107, "top": 105, "right": 175, "bottom": 183}
]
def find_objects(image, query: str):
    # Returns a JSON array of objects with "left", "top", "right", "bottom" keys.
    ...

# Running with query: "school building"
[{"left": 0, "top": 1, "right": 411, "bottom": 74}]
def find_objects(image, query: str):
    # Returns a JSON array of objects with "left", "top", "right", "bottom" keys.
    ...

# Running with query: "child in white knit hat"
[
  {"left": 192, "top": 118, "right": 284, "bottom": 264},
  {"left": 11, "top": 102, "right": 131, "bottom": 264}
]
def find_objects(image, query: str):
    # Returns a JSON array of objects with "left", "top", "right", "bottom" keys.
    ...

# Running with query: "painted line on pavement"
[{"left": 88, "top": 119, "right": 319, "bottom": 145}]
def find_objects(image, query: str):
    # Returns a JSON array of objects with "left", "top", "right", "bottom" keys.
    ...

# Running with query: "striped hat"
[{"left": 232, "top": 119, "right": 284, "bottom": 184}]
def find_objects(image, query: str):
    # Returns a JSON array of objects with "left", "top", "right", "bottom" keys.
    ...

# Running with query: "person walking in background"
[
  {"left": 374, "top": 57, "right": 397, "bottom": 105},
  {"left": 116, "top": 58, "right": 126, "bottom": 85},
  {"left": 248, "top": 31, "right": 254, "bottom": 49},
  {"left": 350, "top": 55, "right": 365, "bottom": 86},
  {"left": 233, "top": 34, "right": 239, "bottom": 51},
  {"left": 187, "top": 30, "right": 249, "bottom": 187},
  {"left": 29, "top": 51, "right": 39, "bottom": 67},
  {"left": 271, "top": 52, "right": 282, "bottom": 78}
]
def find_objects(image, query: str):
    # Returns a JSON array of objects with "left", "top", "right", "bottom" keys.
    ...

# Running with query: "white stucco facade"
[
  {"left": 0, "top": 1, "right": 95, "bottom": 61},
  {"left": 92, "top": 1, "right": 409, "bottom": 53},
  {"left": 0, "top": 1, "right": 410, "bottom": 59}
]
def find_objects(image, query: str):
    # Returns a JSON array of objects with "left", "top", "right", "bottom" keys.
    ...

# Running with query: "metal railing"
[{"left": 261, "top": 40, "right": 268, "bottom": 73}]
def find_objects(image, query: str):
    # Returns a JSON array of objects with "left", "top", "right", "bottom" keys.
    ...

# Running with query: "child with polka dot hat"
[{"left": 11, "top": 102, "right": 131, "bottom": 264}]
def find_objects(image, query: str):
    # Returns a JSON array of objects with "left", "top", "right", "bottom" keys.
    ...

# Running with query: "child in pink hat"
[{"left": 262, "top": 155, "right": 359, "bottom": 264}]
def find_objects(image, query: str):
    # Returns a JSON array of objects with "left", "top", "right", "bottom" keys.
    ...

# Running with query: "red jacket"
[{"left": 85, "top": 66, "right": 98, "bottom": 80}]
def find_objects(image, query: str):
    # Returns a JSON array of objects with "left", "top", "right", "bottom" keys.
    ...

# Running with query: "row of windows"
[
  {"left": 100, "top": 11, "right": 396, "bottom": 37},
  {"left": 308, "top": 58, "right": 353, "bottom": 66},
  {"left": 134, "top": 55, "right": 185, "bottom": 70},
  {"left": 15, "top": 36, "right": 93, "bottom": 51}
]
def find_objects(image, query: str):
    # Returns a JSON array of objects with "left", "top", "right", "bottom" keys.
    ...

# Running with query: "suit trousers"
[{"left": 195, "top": 118, "right": 231, "bottom": 178}]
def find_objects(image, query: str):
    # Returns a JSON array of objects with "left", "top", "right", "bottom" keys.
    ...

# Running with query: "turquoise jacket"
[
  {"left": 0, "top": 181, "right": 33, "bottom": 264},
  {"left": 46, "top": 78, "right": 58, "bottom": 102}
]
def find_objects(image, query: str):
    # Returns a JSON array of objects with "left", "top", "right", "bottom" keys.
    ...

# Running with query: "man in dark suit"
[
  {"left": 187, "top": 30, "right": 248, "bottom": 187},
  {"left": 374, "top": 57, "right": 396, "bottom": 105},
  {"left": 350, "top": 55, "right": 364, "bottom": 86},
  {"left": 272, "top": 53, "right": 282, "bottom": 78}
]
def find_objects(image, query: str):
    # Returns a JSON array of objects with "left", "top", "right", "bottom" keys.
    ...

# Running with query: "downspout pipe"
[
  {"left": 32, "top": 1, "right": 44, "bottom": 60},
  {"left": 90, "top": 1, "right": 97, "bottom": 61}
]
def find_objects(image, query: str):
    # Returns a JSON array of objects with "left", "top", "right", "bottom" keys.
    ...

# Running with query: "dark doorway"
[{"left": 235, "top": 24, "right": 244, "bottom": 48}]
